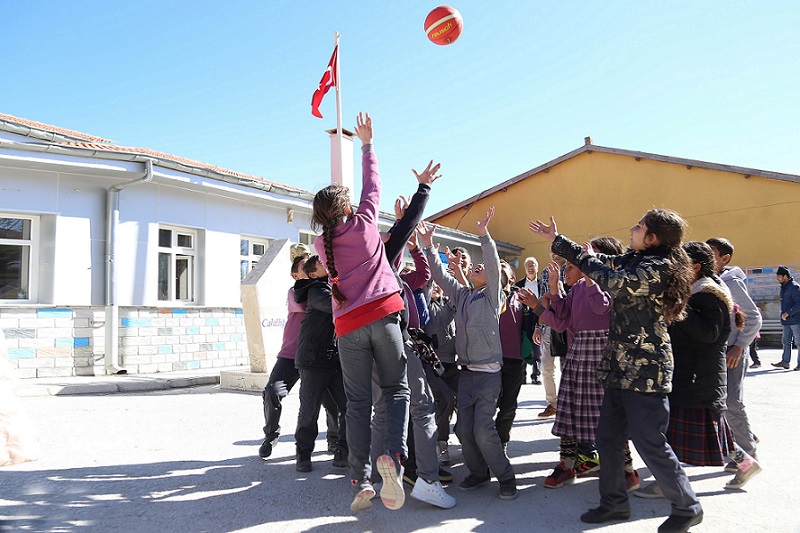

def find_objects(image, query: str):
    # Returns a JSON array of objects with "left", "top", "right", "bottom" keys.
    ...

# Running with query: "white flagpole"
[{"left": 334, "top": 32, "right": 344, "bottom": 188}]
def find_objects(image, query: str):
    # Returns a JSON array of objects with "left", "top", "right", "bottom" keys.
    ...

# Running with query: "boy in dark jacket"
[{"left": 293, "top": 255, "right": 348, "bottom": 472}]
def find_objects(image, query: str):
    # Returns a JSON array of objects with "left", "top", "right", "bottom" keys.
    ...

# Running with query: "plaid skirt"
[
  {"left": 552, "top": 329, "right": 608, "bottom": 443},
  {"left": 667, "top": 405, "right": 735, "bottom": 466}
]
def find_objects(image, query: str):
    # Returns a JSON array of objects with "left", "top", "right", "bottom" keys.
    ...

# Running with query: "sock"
[
  {"left": 560, "top": 438, "right": 577, "bottom": 469},
  {"left": 624, "top": 440, "right": 634, "bottom": 472}
]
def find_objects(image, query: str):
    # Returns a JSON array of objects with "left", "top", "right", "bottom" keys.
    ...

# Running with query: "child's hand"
[
  {"left": 582, "top": 242, "right": 596, "bottom": 257},
  {"left": 445, "top": 246, "right": 460, "bottom": 265},
  {"left": 533, "top": 329, "right": 542, "bottom": 345},
  {"left": 412, "top": 160, "right": 442, "bottom": 186},
  {"left": 546, "top": 262, "right": 560, "bottom": 293},
  {"left": 518, "top": 287, "right": 539, "bottom": 308},
  {"left": 419, "top": 222, "right": 436, "bottom": 249},
  {"left": 394, "top": 196, "right": 409, "bottom": 220},
  {"left": 355, "top": 112, "right": 373, "bottom": 145},
  {"left": 477, "top": 207, "right": 495, "bottom": 235},
  {"left": 406, "top": 230, "right": 419, "bottom": 251},
  {"left": 529, "top": 216, "right": 558, "bottom": 242}
]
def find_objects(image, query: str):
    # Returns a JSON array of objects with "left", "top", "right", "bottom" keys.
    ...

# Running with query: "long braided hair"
[
  {"left": 641, "top": 209, "right": 694, "bottom": 324},
  {"left": 312, "top": 185, "right": 350, "bottom": 305}
]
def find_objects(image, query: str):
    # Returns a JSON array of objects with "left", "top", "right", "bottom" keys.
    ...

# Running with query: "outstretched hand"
[
  {"left": 412, "top": 160, "right": 442, "bottom": 186},
  {"left": 477, "top": 207, "right": 495, "bottom": 236},
  {"left": 394, "top": 196, "right": 409, "bottom": 220},
  {"left": 418, "top": 222, "right": 436, "bottom": 249},
  {"left": 354, "top": 112, "right": 373, "bottom": 145},
  {"left": 529, "top": 217, "right": 558, "bottom": 242},
  {"left": 518, "top": 287, "right": 540, "bottom": 309}
]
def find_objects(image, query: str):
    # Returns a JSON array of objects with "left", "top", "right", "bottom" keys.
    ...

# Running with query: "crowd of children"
[{"left": 254, "top": 113, "right": 762, "bottom": 533}]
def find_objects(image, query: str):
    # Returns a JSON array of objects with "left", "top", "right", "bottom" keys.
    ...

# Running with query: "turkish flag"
[{"left": 311, "top": 46, "right": 338, "bottom": 118}]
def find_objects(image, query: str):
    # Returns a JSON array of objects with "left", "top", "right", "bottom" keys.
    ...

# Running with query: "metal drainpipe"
[{"left": 104, "top": 159, "right": 154, "bottom": 374}]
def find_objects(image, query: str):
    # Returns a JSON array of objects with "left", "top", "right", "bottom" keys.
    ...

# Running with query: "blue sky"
[{"left": 2, "top": 1, "right": 798, "bottom": 215}]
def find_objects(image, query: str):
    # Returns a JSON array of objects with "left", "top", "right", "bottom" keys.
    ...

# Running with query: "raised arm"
[
  {"left": 383, "top": 160, "right": 440, "bottom": 265},
  {"left": 353, "top": 112, "right": 381, "bottom": 224},
  {"left": 478, "top": 208, "right": 503, "bottom": 311},
  {"left": 421, "top": 223, "right": 464, "bottom": 303}
]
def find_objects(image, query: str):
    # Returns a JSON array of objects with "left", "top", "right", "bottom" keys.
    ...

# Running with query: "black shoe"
[
  {"left": 258, "top": 440, "right": 273, "bottom": 460},
  {"left": 403, "top": 469, "right": 418, "bottom": 486},
  {"left": 580, "top": 506, "right": 631, "bottom": 524},
  {"left": 296, "top": 453, "right": 312, "bottom": 472},
  {"left": 332, "top": 446, "right": 348, "bottom": 468},
  {"left": 458, "top": 473, "right": 491, "bottom": 491},
  {"left": 438, "top": 468, "right": 453, "bottom": 483},
  {"left": 531, "top": 376, "right": 541, "bottom": 385},
  {"left": 658, "top": 512, "right": 703, "bottom": 533},
  {"left": 498, "top": 478, "right": 517, "bottom": 500}
]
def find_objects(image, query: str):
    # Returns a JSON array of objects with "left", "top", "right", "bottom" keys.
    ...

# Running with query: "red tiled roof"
[
  {"left": 0, "top": 113, "right": 113, "bottom": 143},
  {"left": 58, "top": 141, "right": 306, "bottom": 191},
  {"left": 1, "top": 113, "right": 307, "bottom": 193}
]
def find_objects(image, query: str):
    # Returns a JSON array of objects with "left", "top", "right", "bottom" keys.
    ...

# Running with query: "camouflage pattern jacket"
[{"left": 552, "top": 234, "right": 674, "bottom": 394}]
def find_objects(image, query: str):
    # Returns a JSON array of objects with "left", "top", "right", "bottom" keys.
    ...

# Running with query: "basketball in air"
[{"left": 424, "top": 6, "right": 463, "bottom": 46}]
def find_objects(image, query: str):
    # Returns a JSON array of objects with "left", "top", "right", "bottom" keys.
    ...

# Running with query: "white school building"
[{"left": 0, "top": 113, "right": 521, "bottom": 378}]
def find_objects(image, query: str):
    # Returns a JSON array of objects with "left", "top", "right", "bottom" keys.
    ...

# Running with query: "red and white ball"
[{"left": 424, "top": 6, "right": 463, "bottom": 46}]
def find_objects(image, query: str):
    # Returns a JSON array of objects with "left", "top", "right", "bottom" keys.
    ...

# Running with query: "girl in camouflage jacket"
[{"left": 530, "top": 209, "right": 705, "bottom": 532}]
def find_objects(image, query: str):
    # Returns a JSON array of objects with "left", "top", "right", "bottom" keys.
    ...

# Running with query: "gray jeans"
[
  {"left": 456, "top": 370, "right": 514, "bottom": 482},
  {"left": 338, "top": 313, "right": 409, "bottom": 484},
  {"left": 725, "top": 352, "right": 757, "bottom": 456},
  {"left": 372, "top": 342, "right": 439, "bottom": 482}
]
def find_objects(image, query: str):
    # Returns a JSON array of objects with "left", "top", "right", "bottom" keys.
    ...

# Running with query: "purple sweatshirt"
[
  {"left": 277, "top": 287, "right": 305, "bottom": 360},
  {"left": 542, "top": 279, "right": 611, "bottom": 347},
  {"left": 314, "top": 145, "right": 401, "bottom": 320},
  {"left": 499, "top": 290, "right": 524, "bottom": 359}
]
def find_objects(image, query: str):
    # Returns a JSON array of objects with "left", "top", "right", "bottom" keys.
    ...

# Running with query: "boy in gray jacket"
[{"left": 422, "top": 207, "right": 517, "bottom": 500}]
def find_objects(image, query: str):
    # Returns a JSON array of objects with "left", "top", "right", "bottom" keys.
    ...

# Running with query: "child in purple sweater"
[
  {"left": 520, "top": 237, "right": 639, "bottom": 492},
  {"left": 312, "top": 113, "right": 440, "bottom": 512}
]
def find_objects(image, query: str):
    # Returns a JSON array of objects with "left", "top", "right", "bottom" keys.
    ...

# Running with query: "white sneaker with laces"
[{"left": 410, "top": 477, "right": 456, "bottom": 509}]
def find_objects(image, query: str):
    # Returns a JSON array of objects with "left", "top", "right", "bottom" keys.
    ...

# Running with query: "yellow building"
[{"left": 429, "top": 139, "right": 800, "bottom": 288}]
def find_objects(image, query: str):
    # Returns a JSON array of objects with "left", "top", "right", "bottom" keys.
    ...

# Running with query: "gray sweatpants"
[
  {"left": 456, "top": 370, "right": 515, "bottom": 482},
  {"left": 726, "top": 354, "right": 757, "bottom": 457}
]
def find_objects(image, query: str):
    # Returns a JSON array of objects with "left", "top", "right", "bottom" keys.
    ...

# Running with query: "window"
[
  {"left": 158, "top": 226, "right": 196, "bottom": 302},
  {"left": 299, "top": 230, "right": 318, "bottom": 247},
  {"left": 0, "top": 214, "right": 38, "bottom": 302},
  {"left": 240, "top": 236, "right": 271, "bottom": 280}
]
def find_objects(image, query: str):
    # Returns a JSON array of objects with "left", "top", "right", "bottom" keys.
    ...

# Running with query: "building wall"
[
  {"left": 0, "top": 156, "right": 312, "bottom": 376},
  {"left": 433, "top": 151, "right": 800, "bottom": 281},
  {"left": 0, "top": 306, "right": 247, "bottom": 378}
]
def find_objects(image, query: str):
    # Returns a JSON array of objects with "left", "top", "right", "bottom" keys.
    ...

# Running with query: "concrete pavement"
[{"left": 1, "top": 348, "right": 798, "bottom": 532}]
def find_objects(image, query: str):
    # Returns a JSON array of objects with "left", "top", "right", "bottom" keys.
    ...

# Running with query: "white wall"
[{"left": 0, "top": 158, "right": 316, "bottom": 309}]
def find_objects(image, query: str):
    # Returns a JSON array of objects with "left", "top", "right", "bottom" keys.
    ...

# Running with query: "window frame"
[
  {"left": 157, "top": 225, "right": 197, "bottom": 304},
  {"left": 240, "top": 235, "right": 272, "bottom": 281},
  {"left": 0, "top": 213, "right": 39, "bottom": 304}
]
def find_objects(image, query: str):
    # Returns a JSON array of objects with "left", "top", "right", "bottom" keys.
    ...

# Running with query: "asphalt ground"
[{"left": 1, "top": 348, "right": 798, "bottom": 532}]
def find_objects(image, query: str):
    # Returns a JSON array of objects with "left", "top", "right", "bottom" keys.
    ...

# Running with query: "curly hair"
[{"left": 641, "top": 209, "right": 693, "bottom": 324}]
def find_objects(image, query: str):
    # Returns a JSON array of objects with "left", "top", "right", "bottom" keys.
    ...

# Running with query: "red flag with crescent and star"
[{"left": 311, "top": 46, "right": 338, "bottom": 118}]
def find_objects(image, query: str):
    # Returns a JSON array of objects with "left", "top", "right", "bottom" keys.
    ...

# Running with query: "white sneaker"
[
  {"left": 437, "top": 441, "right": 450, "bottom": 466},
  {"left": 377, "top": 454, "right": 406, "bottom": 510},
  {"left": 411, "top": 477, "right": 456, "bottom": 509}
]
